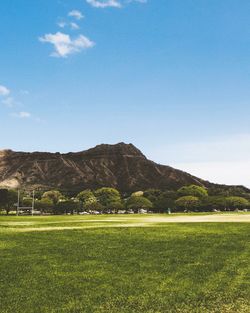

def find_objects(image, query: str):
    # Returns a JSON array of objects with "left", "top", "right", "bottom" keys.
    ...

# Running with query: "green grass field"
[{"left": 0, "top": 214, "right": 250, "bottom": 313}]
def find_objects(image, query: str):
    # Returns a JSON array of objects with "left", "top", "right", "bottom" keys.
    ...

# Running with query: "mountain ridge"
[{"left": 0, "top": 143, "right": 248, "bottom": 193}]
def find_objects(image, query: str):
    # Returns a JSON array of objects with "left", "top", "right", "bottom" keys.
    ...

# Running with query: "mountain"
[{"left": 0, "top": 143, "right": 247, "bottom": 193}]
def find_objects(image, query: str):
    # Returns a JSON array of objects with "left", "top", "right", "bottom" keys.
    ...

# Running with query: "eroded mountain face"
[{"left": 0, "top": 143, "right": 210, "bottom": 192}]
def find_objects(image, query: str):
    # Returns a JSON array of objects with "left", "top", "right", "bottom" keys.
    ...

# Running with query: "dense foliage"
[
  {"left": 178, "top": 185, "right": 208, "bottom": 198},
  {"left": 126, "top": 195, "right": 153, "bottom": 212},
  {"left": 0, "top": 184, "right": 249, "bottom": 215}
]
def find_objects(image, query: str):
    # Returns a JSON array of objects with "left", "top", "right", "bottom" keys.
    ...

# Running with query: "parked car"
[
  {"left": 118, "top": 210, "right": 126, "bottom": 214},
  {"left": 127, "top": 210, "right": 134, "bottom": 214},
  {"left": 139, "top": 209, "right": 147, "bottom": 214}
]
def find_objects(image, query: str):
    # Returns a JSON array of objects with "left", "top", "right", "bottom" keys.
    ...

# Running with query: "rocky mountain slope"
[{"left": 0, "top": 143, "right": 245, "bottom": 192}]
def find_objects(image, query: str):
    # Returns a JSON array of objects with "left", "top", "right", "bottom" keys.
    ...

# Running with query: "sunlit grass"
[{"left": 0, "top": 215, "right": 249, "bottom": 313}]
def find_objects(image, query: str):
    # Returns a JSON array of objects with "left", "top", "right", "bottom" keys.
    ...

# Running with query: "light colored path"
[{"left": 147, "top": 214, "right": 250, "bottom": 223}]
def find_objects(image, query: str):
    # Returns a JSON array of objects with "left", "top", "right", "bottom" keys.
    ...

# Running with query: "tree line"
[{"left": 0, "top": 185, "right": 249, "bottom": 215}]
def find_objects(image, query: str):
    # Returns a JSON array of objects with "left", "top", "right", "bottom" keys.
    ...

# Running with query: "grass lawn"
[{"left": 0, "top": 215, "right": 250, "bottom": 313}]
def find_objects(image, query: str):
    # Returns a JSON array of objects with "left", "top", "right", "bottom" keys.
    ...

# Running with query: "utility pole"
[
  {"left": 32, "top": 190, "right": 35, "bottom": 216},
  {"left": 17, "top": 190, "right": 20, "bottom": 216}
]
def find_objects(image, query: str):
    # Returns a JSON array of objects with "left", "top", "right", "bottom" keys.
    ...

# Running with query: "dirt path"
[{"left": 147, "top": 214, "right": 250, "bottom": 223}]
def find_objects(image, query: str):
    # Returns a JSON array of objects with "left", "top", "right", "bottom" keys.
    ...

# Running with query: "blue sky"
[{"left": 0, "top": 0, "right": 250, "bottom": 187}]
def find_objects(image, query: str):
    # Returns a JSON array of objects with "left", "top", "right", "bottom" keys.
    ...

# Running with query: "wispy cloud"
[
  {"left": 70, "top": 22, "right": 80, "bottom": 30},
  {"left": 86, "top": 0, "right": 147, "bottom": 8},
  {"left": 58, "top": 21, "right": 67, "bottom": 28},
  {"left": 68, "top": 10, "right": 84, "bottom": 20},
  {"left": 0, "top": 85, "right": 10, "bottom": 96},
  {"left": 58, "top": 21, "right": 80, "bottom": 30},
  {"left": 11, "top": 111, "right": 31, "bottom": 119},
  {"left": 0, "top": 84, "right": 35, "bottom": 121},
  {"left": 129, "top": 0, "right": 147, "bottom": 3},
  {"left": 0, "top": 86, "right": 21, "bottom": 108},
  {"left": 1, "top": 86, "right": 24, "bottom": 108},
  {"left": 10, "top": 111, "right": 43, "bottom": 123},
  {"left": 1, "top": 97, "right": 20, "bottom": 108},
  {"left": 20, "top": 89, "right": 30, "bottom": 95},
  {"left": 39, "top": 32, "right": 95, "bottom": 58},
  {"left": 86, "top": 0, "right": 122, "bottom": 8}
]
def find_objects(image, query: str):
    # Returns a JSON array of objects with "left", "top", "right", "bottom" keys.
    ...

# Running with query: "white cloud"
[
  {"left": 0, "top": 85, "right": 10, "bottom": 96},
  {"left": 2, "top": 97, "right": 16, "bottom": 107},
  {"left": 58, "top": 21, "right": 66, "bottom": 28},
  {"left": 1, "top": 86, "right": 30, "bottom": 119},
  {"left": 127, "top": 0, "right": 147, "bottom": 3},
  {"left": 70, "top": 22, "right": 80, "bottom": 30},
  {"left": 39, "top": 32, "right": 95, "bottom": 58},
  {"left": 11, "top": 111, "right": 31, "bottom": 119},
  {"left": 57, "top": 22, "right": 80, "bottom": 30},
  {"left": 86, "top": 0, "right": 122, "bottom": 8},
  {"left": 86, "top": 0, "right": 147, "bottom": 8},
  {"left": 19, "top": 111, "right": 31, "bottom": 118},
  {"left": 68, "top": 10, "right": 84, "bottom": 20}
]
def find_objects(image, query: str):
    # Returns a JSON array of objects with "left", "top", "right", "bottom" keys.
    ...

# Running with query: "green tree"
[
  {"left": 175, "top": 196, "right": 200, "bottom": 211},
  {"left": 55, "top": 199, "right": 80, "bottom": 215},
  {"left": 154, "top": 191, "right": 178, "bottom": 213},
  {"left": 208, "top": 186, "right": 250, "bottom": 199},
  {"left": 77, "top": 190, "right": 97, "bottom": 211},
  {"left": 126, "top": 196, "right": 153, "bottom": 213},
  {"left": 0, "top": 189, "right": 8, "bottom": 213},
  {"left": 144, "top": 189, "right": 162, "bottom": 204},
  {"left": 85, "top": 201, "right": 104, "bottom": 213},
  {"left": 0, "top": 189, "right": 18, "bottom": 215},
  {"left": 225, "top": 197, "right": 249, "bottom": 210},
  {"left": 34, "top": 190, "right": 44, "bottom": 200},
  {"left": 42, "top": 190, "right": 63, "bottom": 205},
  {"left": 199, "top": 196, "right": 227, "bottom": 212},
  {"left": 95, "top": 188, "right": 122, "bottom": 210},
  {"left": 178, "top": 185, "right": 208, "bottom": 198},
  {"left": 35, "top": 198, "right": 53, "bottom": 214},
  {"left": 107, "top": 201, "right": 124, "bottom": 212},
  {"left": 22, "top": 197, "right": 33, "bottom": 207},
  {"left": 7, "top": 190, "right": 18, "bottom": 214}
]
